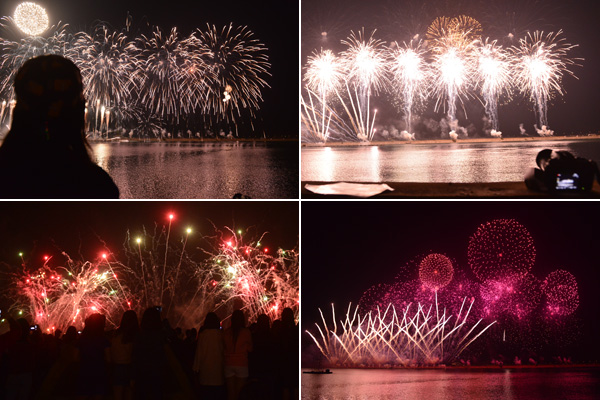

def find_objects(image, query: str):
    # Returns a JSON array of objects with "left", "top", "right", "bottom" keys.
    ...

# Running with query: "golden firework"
[{"left": 426, "top": 15, "right": 482, "bottom": 51}]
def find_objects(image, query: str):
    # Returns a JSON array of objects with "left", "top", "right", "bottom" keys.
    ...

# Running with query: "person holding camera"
[{"left": 525, "top": 149, "right": 600, "bottom": 192}]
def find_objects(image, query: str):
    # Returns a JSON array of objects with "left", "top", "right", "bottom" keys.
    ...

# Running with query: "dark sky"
[
  {"left": 301, "top": 201, "right": 600, "bottom": 359},
  {"left": 0, "top": 0, "right": 298, "bottom": 138},
  {"left": 302, "top": 0, "right": 600, "bottom": 137},
  {"left": 0, "top": 201, "right": 298, "bottom": 272}
]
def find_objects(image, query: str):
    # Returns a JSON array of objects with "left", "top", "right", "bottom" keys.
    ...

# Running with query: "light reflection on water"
[
  {"left": 301, "top": 368, "right": 600, "bottom": 400},
  {"left": 90, "top": 141, "right": 298, "bottom": 199},
  {"left": 301, "top": 140, "right": 600, "bottom": 183}
]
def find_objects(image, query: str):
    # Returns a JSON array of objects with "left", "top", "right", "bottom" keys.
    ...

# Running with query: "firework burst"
[
  {"left": 468, "top": 219, "right": 536, "bottom": 282},
  {"left": 195, "top": 24, "right": 270, "bottom": 132},
  {"left": 70, "top": 24, "right": 140, "bottom": 132},
  {"left": 542, "top": 269, "right": 579, "bottom": 317},
  {"left": 11, "top": 255, "right": 130, "bottom": 333},
  {"left": 511, "top": 30, "right": 580, "bottom": 131},
  {"left": 13, "top": 2, "right": 49, "bottom": 37},
  {"left": 339, "top": 29, "right": 387, "bottom": 141},
  {"left": 388, "top": 39, "right": 430, "bottom": 134},
  {"left": 302, "top": 49, "right": 344, "bottom": 141},
  {"left": 474, "top": 38, "right": 512, "bottom": 132},
  {"left": 418, "top": 253, "right": 454, "bottom": 290}
]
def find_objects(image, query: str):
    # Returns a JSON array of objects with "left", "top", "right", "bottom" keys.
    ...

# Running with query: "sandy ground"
[{"left": 301, "top": 181, "right": 600, "bottom": 198}]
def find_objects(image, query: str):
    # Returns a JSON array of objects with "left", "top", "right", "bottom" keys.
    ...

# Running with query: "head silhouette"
[
  {"left": 535, "top": 149, "right": 553, "bottom": 170},
  {"left": 202, "top": 312, "right": 221, "bottom": 330},
  {"left": 0, "top": 55, "right": 120, "bottom": 199},
  {"left": 7, "top": 54, "right": 90, "bottom": 160}
]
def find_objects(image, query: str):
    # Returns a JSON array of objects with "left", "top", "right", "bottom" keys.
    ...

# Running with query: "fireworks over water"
[
  {"left": 0, "top": 7, "right": 271, "bottom": 137},
  {"left": 301, "top": 12, "right": 581, "bottom": 142},
  {"left": 306, "top": 217, "right": 582, "bottom": 367}
]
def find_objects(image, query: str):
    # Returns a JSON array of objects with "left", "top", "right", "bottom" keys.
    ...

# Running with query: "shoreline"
[
  {"left": 302, "top": 364, "right": 600, "bottom": 371},
  {"left": 301, "top": 134, "right": 600, "bottom": 147},
  {"left": 88, "top": 137, "right": 298, "bottom": 143}
]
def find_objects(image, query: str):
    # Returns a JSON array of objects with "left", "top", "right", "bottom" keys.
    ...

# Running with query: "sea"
[
  {"left": 301, "top": 139, "right": 600, "bottom": 183},
  {"left": 301, "top": 368, "right": 600, "bottom": 400},
  {"left": 90, "top": 141, "right": 298, "bottom": 199}
]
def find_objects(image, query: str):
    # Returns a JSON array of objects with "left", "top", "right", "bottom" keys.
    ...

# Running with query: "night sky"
[
  {"left": 302, "top": 0, "right": 600, "bottom": 137},
  {"left": 0, "top": 0, "right": 298, "bottom": 137},
  {"left": 0, "top": 201, "right": 299, "bottom": 286},
  {"left": 301, "top": 201, "right": 600, "bottom": 361}
]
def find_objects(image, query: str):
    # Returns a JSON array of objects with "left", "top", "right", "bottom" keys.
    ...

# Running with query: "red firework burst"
[{"left": 418, "top": 253, "right": 454, "bottom": 290}]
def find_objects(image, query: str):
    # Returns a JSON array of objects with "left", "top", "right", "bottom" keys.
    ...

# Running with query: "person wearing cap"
[{"left": 0, "top": 55, "right": 119, "bottom": 198}]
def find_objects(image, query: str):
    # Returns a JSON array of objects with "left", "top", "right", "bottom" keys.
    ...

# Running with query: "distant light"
[
  {"left": 186, "top": 227, "right": 192, "bottom": 234},
  {"left": 169, "top": 213, "right": 174, "bottom": 220},
  {"left": 43, "top": 255, "right": 48, "bottom": 261},
  {"left": 102, "top": 253, "right": 107, "bottom": 259},
  {"left": 237, "top": 229, "right": 242, "bottom": 234},
  {"left": 136, "top": 238, "right": 142, "bottom": 244},
  {"left": 18, "top": 252, "right": 23, "bottom": 257}
]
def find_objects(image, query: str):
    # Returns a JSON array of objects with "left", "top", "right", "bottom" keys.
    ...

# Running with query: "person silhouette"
[{"left": 0, "top": 54, "right": 119, "bottom": 198}]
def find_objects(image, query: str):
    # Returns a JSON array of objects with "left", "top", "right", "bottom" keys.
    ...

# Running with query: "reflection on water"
[
  {"left": 90, "top": 141, "right": 298, "bottom": 199},
  {"left": 302, "top": 140, "right": 600, "bottom": 183},
  {"left": 301, "top": 368, "right": 600, "bottom": 400}
]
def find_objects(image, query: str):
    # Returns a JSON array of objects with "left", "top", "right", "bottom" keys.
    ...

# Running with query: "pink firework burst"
[
  {"left": 542, "top": 269, "right": 579, "bottom": 317},
  {"left": 468, "top": 219, "right": 536, "bottom": 281},
  {"left": 418, "top": 253, "right": 454, "bottom": 290},
  {"left": 479, "top": 273, "right": 541, "bottom": 319}
]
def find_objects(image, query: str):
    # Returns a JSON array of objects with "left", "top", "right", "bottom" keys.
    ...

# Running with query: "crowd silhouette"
[{"left": 0, "top": 307, "right": 298, "bottom": 400}]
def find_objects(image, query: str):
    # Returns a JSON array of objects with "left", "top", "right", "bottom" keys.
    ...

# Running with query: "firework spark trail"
[
  {"left": 300, "top": 89, "right": 333, "bottom": 142},
  {"left": 300, "top": 89, "right": 358, "bottom": 142},
  {"left": 388, "top": 40, "right": 430, "bottom": 135},
  {"left": 474, "top": 38, "right": 512, "bottom": 131},
  {"left": 308, "top": 297, "right": 495, "bottom": 366},
  {"left": 511, "top": 30, "right": 579, "bottom": 131},
  {"left": 340, "top": 30, "right": 386, "bottom": 141},
  {"left": 303, "top": 49, "right": 344, "bottom": 141}
]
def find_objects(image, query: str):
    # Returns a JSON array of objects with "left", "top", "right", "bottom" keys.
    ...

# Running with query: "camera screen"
[{"left": 555, "top": 173, "right": 579, "bottom": 190}]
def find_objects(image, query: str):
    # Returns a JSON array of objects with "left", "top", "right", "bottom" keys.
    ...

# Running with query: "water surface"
[
  {"left": 90, "top": 141, "right": 298, "bottom": 199},
  {"left": 301, "top": 140, "right": 600, "bottom": 183},
  {"left": 301, "top": 368, "right": 600, "bottom": 400}
]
